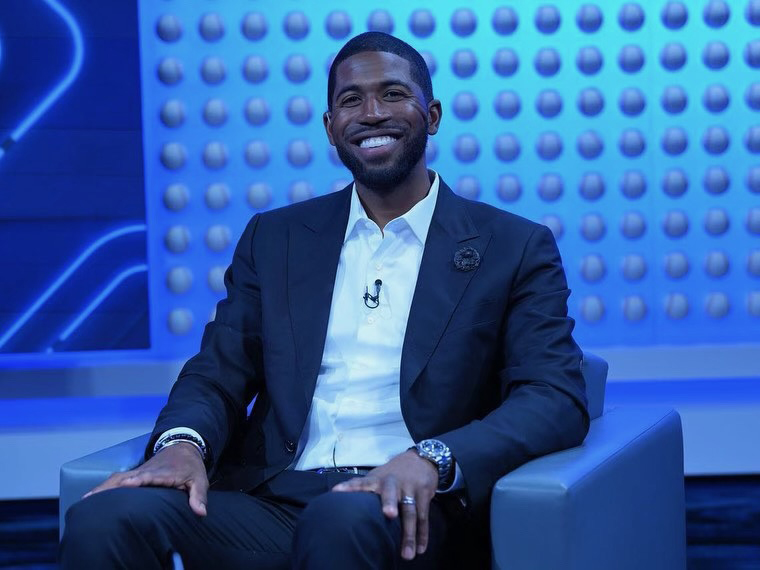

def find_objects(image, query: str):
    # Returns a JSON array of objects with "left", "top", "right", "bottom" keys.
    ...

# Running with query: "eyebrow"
[{"left": 334, "top": 79, "right": 416, "bottom": 102}]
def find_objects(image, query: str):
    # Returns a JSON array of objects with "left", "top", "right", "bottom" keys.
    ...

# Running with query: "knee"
[
  {"left": 65, "top": 487, "right": 147, "bottom": 538},
  {"left": 61, "top": 487, "right": 176, "bottom": 569}
]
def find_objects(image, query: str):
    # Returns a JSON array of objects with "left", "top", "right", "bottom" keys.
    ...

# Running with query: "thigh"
[
  {"left": 187, "top": 488, "right": 302, "bottom": 569},
  {"left": 294, "top": 490, "right": 453, "bottom": 570},
  {"left": 68, "top": 486, "right": 302, "bottom": 570}
]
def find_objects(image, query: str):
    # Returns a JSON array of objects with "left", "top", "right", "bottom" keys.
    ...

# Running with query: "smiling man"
[{"left": 60, "top": 32, "right": 589, "bottom": 570}]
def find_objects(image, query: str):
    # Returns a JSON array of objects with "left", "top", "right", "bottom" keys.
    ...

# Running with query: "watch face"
[{"left": 422, "top": 440, "right": 445, "bottom": 457}]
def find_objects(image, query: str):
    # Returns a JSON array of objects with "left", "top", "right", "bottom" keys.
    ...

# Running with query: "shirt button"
[
  {"left": 337, "top": 433, "right": 344, "bottom": 441},
  {"left": 375, "top": 263, "right": 383, "bottom": 271},
  {"left": 285, "top": 440, "right": 295, "bottom": 453},
  {"left": 367, "top": 316, "right": 375, "bottom": 324}
]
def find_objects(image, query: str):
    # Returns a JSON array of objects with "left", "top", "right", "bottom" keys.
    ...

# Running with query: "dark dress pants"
[{"left": 59, "top": 470, "right": 456, "bottom": 570}]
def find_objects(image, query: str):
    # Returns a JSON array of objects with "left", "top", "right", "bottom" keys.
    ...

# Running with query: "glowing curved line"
[
  {"left": 57, "top": 263, "right": 148, "bottom": 343},
  {"left": 0, "top": 224, "right": 146, "bottom": 350},
  {"left": 0, "top": 0, "right": 84, "bottom": 160}
]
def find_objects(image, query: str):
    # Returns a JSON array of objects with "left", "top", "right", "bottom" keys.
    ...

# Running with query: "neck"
[{"left": 355, "top": 164, "right": 432, "bottom": 229}]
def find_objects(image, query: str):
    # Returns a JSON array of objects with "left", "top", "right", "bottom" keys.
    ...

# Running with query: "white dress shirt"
[{"left": 294, "top": 173, "right": 440, "bottom": 470}]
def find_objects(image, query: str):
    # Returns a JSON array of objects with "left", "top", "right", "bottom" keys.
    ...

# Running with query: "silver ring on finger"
[{"left": 400, "top": 495, "right": 416, "bottom": 506}]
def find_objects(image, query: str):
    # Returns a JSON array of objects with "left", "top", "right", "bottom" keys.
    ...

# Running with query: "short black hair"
[{"left": 326, "top": 32, "right": 434, "bottom": 111}]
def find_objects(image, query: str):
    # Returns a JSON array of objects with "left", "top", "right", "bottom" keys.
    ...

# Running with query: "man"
[{"left": 61, "top": 32, "right": 588, "bottom": 569}]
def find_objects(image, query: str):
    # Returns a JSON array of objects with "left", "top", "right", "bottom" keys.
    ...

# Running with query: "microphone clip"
[{"left": 363, "top": 279, "right": 382, "bottom": 309}]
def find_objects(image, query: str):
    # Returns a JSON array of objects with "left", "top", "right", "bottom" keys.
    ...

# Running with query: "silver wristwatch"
[{"left": 412, "top": 439, "right": 454, "bottom": 490}]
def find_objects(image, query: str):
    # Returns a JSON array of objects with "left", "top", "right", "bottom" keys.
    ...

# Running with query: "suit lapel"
[
  {"left": 287, "top": 187, "right": 352, "bottom": 410},
  {"left": 400, "top": 181, "right": 491, "bottom": 393}
]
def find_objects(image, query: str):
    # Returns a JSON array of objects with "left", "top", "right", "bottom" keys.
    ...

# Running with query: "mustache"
[{"left": 345, "top": 124, "right": 405, "bottom": 138}]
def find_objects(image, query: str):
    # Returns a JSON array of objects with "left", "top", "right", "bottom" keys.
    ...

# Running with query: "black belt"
[{"left": 310, "top": 466, "right": 373, "bottom": 475}]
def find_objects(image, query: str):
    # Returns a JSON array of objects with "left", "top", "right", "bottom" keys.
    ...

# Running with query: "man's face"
[{"left": 324, "top": 51, "right": 441, "bottom": 192}]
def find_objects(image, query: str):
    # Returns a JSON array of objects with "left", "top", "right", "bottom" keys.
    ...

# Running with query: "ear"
[
  {"left": 323, "top": 111, "right": 336, "bottom": 146},
  {"left": 426, "top": 98, "right": 442, "bottom": 136}
]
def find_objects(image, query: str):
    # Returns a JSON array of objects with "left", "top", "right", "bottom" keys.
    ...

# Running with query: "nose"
[{"left": 360, "top": 96, "right": 391, "bottom": 123}]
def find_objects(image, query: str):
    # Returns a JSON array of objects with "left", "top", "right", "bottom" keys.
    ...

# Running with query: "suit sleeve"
[
  {"left": 437, "top": 224, "right": 590, "bottom": 511},
  {"left": 146, "top": 215, "right": 265, "bottom": 470}
]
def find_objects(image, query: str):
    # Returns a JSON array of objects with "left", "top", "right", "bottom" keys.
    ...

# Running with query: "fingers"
[
  {"left": 333, "top": 476, "right": 423, "bottom": 560},
  {"left": 87, "top": 469, "right": 179, "bottom": 495},
  {"left": 84, "top": 468, "right": 209, "bottom": 518},
  {"left": 379, "top": 476, "right": 399, "bottom": 518},
  {"left": 83, "top": 470, "right": 138, "bottom": 498},
  {"left": 399, "top": 494, "right": 418, "bottom": 560},
  {"left": 81, "top": 444, "right": 210, "bottom": 516},
  {"left": 415, "top": 493, "right": 430, "bottom": 555},
  {"left": 187, "top": 474, "right": 209, "bottom": 516},
  {"left": 333, "top": 475, "right": 400, "bottom": 517},
  {"left": 332, "top": 475, "right": 381, "bottom": 495}
]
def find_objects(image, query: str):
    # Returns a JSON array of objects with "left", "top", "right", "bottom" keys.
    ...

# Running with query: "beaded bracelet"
[{"left": 153, "top": 432, "right": 207, "bottom": 462}]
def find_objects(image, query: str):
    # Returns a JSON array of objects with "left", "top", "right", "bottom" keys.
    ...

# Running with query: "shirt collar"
[{"left": 344, "top": 171, "right": 440, "bottom": 245}]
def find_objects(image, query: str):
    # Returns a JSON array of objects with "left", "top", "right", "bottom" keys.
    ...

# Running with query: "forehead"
[{"left": 333, "top": 51, "right": 417, "bottom": 92}]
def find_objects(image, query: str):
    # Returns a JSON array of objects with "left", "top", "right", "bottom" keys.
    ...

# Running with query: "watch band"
[{"left": 412, "top": 439, "right": 454, "bottom": 491}]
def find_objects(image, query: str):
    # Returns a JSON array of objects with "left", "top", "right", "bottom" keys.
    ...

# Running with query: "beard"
[{"left": 335, "top": 123, "right": 429, "bottom": 192}]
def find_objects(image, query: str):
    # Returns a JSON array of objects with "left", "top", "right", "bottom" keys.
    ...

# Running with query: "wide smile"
[
  {"left": 352, "top": 133, "right": 401, "bottom": 159},
  {"left": 359, "top": 135, "right": 397, "bottom": 149}
]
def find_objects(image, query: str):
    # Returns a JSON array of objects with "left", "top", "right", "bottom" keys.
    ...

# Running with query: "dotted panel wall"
[{"left": 139, "top": 1, "right": 760, "bottom": 355}]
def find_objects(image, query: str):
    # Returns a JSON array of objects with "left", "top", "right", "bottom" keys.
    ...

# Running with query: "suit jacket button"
[{"left": 285, "top": 440, "right": 295, "bottom": 453}]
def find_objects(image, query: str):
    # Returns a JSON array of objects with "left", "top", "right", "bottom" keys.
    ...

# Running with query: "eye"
[
  {"left": 340, "top": 94, "right": 361, "bottom": 107},
  {"left": 384, "top": 90, "right": 405, "bottom": 100}
]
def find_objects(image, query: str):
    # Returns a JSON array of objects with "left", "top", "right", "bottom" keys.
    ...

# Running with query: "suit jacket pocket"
[{"left": 443, "top": 300, "right": 500, "bottom": 336}]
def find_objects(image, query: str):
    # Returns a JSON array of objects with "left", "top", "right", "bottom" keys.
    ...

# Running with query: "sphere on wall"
[
  {"left": 661, "top": 2, "right": 688, "bottom": 29},
  {"left": 199, "top": 12, "right": 224, "bottom": 41},
  {"left": 242, "top": 12, "right": 267, "bottom": 40},
  {"left": 618, "top": 3, "right": 645, "bottom": 31},
  {"left": 492, "top": 6, "right": 518, "bottom": 35},
  {"left": 156, "top": 14, "right": 182, "bottom": 42},
  {"left": 409, "top": 9, "right": 435, "bottom": 38},
  {"left": 576, "top": 4, "right": 603, "bottom": 33},
  {"left": 576, "top": 46, "right": 604, "bottom": 75}
]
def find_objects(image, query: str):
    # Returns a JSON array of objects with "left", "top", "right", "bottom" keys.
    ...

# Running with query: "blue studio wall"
[
  {"left": 1, "top": 1, "right": 759, "bottom": 366},
  {"left": 0, "top": 1, "right": 148, "bottom": 356},
  {"left": 139, "top": 0, "right": 760, "bottom": 356}
]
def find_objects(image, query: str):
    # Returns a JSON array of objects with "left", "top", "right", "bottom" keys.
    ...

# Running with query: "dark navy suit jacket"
[{"left": 149, "top": 178, "right": 589, "bottom": 515}]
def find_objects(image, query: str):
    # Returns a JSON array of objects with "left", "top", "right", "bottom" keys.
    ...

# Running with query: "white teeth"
[{"left": 359, "top": 136, "right": 396, "bottom": 149}]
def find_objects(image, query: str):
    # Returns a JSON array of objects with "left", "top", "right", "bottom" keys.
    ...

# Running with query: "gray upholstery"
[
  {"left": 59, "top": 432, "right": 149, "bottom": 538},
  {"left": 489, "top": 352, "right": 685, "bottom": 568},
  {"left": 59, "top": 352, "right": 687, "bottom": 569},
  {"left": 491, "top": 406, "right": 685, "bottom": 569}
]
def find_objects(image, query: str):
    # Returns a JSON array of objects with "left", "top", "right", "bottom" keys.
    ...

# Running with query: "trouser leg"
[
  {"left": 60, "top": 472, "right": 457, "bottom": 570},
  {"left": 59, "top": 486, "right": 301, "bottom": 570},
  {"left": 292, "top": 490, "right": 451, "bottom": 570}
]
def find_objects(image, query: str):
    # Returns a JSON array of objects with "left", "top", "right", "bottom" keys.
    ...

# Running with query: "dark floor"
[
  {"left": 685, "top": 476, "right": 760, "bottom": 569},
  {"left": 1, "top": 476, "right": 759, "bottom": 568}
]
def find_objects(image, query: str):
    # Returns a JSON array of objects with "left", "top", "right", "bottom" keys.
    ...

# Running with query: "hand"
[
  {"left": 83, "top": 442, "right": 209, "bottom": 516},
  {"left": 332, "top": 450, "right": 438, "bottom": 561}
]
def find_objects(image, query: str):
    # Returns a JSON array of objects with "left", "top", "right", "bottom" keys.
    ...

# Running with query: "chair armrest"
[
  {"left": 491, "top": 407, "right": 686, "bottom": 570},
  {"left": 59, "top": 433, "right": 150, "bottom": 538}
]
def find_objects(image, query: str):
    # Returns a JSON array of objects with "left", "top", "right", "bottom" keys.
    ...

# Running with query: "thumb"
[{"left": 187, "top": 475, "right": 209, "bottom": 517}]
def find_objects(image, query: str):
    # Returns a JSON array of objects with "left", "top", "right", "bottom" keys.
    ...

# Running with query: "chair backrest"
[{"left": 581, "top": 352, "right": 608, "bottom": 420}]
